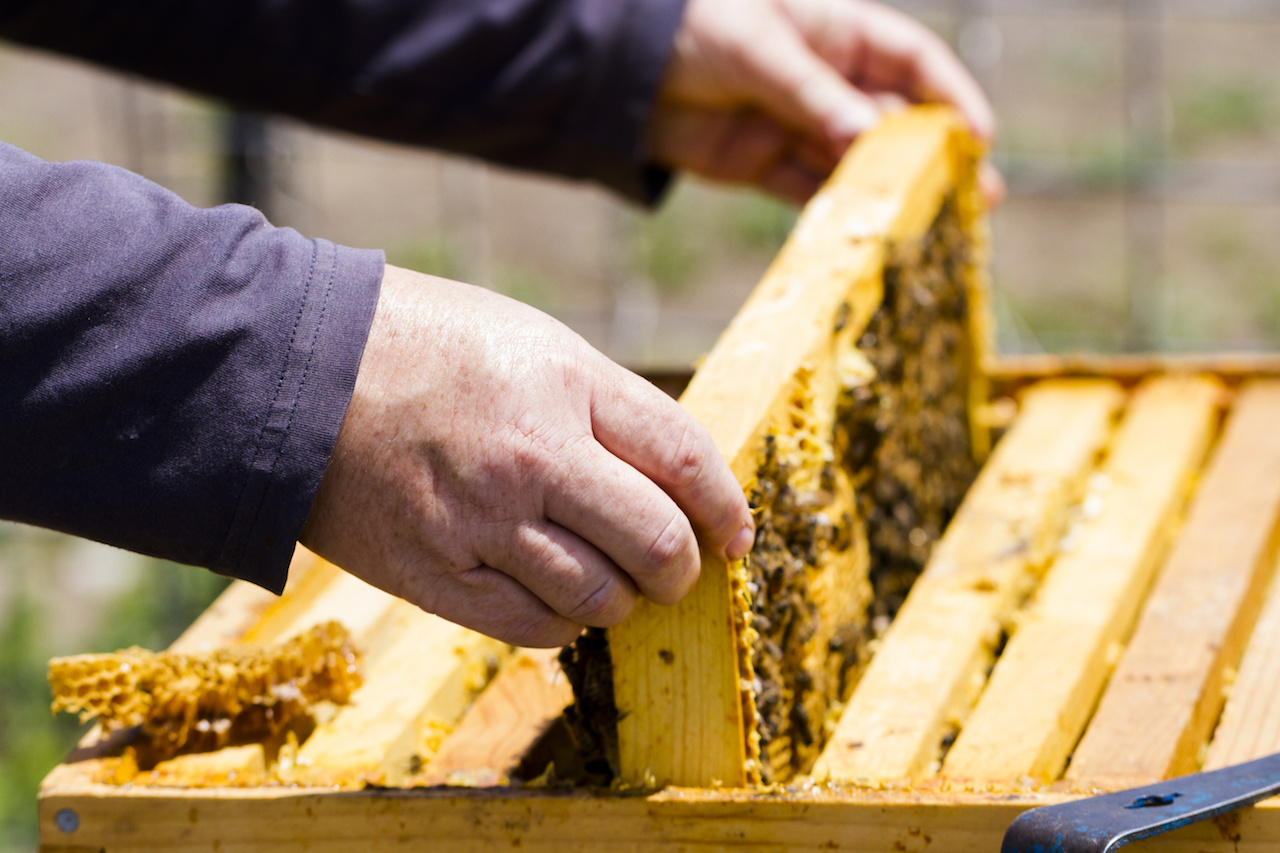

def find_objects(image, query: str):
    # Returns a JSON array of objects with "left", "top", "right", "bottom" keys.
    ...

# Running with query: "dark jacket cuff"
[{"left": 213, "top": 240, "right": 383, "bottom": 592}]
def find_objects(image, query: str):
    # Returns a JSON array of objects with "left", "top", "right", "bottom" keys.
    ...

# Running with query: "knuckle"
[
  {"left": 503, "top": 613, "right": 584, "bottom": 649},
  {"left": 643, "top": 512, "right": 696, "bottom": 584},
  {"left": 663, "top": 421, "right": 709, "bottom": 490},
  {"left": 565, "top": 576, "right": 633, "bottom": 627}
]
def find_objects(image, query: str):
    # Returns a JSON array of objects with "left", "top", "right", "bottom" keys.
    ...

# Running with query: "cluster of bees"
[
  {"left": 557, "top": 627, "right": 618, "bottom": 785},
  {"left": 741, "top": 429, "right": 862, "bottom": 782},
  {"left": 740, "top": 197, "right": 980, "bottom": 784},
  {"left": 559, "top": 198, "right": 979, "bottom": 786},
  {"left": 842, "top": 200, "right": 979, "bottom": 625}
]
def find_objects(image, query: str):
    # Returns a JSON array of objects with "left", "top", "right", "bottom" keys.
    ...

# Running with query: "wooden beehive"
[{"left": 38, "top": 109, "right": 1280, "bottom": 852}]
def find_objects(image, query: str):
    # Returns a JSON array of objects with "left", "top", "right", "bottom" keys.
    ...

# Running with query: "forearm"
[
  {"left": 0, "top": 142, "right": 382, "bottom": 590},
  {"left": 0, "top": 0, "right": 688, "bottom": 202}
]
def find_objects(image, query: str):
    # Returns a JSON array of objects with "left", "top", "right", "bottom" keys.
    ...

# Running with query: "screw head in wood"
[{"left": 55, "top": 808, "right": 79, "bottom": 833}]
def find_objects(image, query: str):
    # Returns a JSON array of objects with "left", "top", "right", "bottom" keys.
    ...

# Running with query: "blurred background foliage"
[
  {"left": 0, "top": 525, "right": 228, "bottom": 850},
  {"left": 7, "top": 1, "right": 1280, "bottom": 849}
]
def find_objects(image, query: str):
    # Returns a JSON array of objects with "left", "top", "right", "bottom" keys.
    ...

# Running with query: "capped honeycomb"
[{"left": 49, "top": 621, "right": 361, "bottom": 763}]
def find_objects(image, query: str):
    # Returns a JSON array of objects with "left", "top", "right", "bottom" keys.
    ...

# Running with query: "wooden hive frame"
[
  {"left": 38, "top": 108, "right": 1280, "bottom": 852},
  {"left": 605, "top": 104, "right": 991, "bottom": 790}
]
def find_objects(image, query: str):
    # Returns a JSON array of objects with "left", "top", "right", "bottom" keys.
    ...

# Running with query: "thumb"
[{"left": 741, "top": 25, "right": 881, "bottom": 153}]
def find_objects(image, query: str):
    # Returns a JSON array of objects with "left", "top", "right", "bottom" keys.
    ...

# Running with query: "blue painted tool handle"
[{"left": 1000, "top": 751, "right": 1280, "bottom": 853}]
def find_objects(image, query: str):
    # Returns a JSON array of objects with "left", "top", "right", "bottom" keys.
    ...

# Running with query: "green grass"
[
  {"left": 1038, "top": 38, "right": 1117, "bottom": 96},
  {"left": 386, "top": 238, "right": 462, "bottom": 281},
  {"left": 491, "top": 265, "right": 555, "bottom": 309},
  {"left": 991, "top": 282, "right": 1133, "bottom": 354},
  {"left": 1182, "top": 213, "right": 1280, "bottom": 347},
  {"left": 631, "top": 199, "right": 703, "bottom": 294},
  {"left": 1172, "top": 77, "right": 1276, "bottom": 153},
  {"left": 726, "top": 192, "right": 797, "bottom": 253}
]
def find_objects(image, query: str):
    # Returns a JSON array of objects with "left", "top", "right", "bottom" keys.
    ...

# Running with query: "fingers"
[
  {"left": 590, "top": 368, "right": 755, "bottom": 564},
  {"left": 979, "top": 159, "right": 1006, "bottom": 209},
  {"left": 539, "top": 437, "right": 701, "bottom": 607},
  {"left": 843, "top": 0, "right": 996, "bottom": 143},
  {"left": 650, "top": 105, "right": 828, "bottom": 202},
  {"left": 303, "top": 267, "right": 752, "bottom": 646},
  {"left": 760, "top": 164, "right": 824, "bottom": 205},
  {"left": 734, "top": 19, "right": 882, "bottom": 155},
  {"left": 419, "top": 564, "right": 586, "bottom": 648},
  {"left": 479, "top": 517, "right": 640, "bottom": 624},
  {"left": 659, "top": 0, "right": 998, "bottom": 198}
]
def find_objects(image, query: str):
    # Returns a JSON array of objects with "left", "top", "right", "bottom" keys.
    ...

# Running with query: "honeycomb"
[
  {"left": 845, "top": 198, "right": 982, "bottom": 626},
  {"left": 559, "top": 194, "right": 983, "bottom": 786},
  {"left": 742, "top": 196, "right": 981, "bottom": 783},
  {"left": 739, "top": 366, "right": 871, "bottom": 783},
  {"left": 49, "top": 621, "right": 361, "bottom": 762}
]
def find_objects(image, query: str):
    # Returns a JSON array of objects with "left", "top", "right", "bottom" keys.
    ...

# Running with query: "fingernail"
[
  {"left": 726, "top": 522, "right": 755, "bottom": 561},
  {"left": 830, "top": 101, "right": 881, "bottom": 144}
]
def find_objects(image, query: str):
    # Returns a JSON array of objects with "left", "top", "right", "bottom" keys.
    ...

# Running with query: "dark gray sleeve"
[
  {"left": 0, "top": 0, "right": 689, "bottom": 203},
  {"left": 0, "top": 143, "right": 383, "bottom": 591},
  {"left": 0, "top": 0, "right": 690, "bottom": 589}
]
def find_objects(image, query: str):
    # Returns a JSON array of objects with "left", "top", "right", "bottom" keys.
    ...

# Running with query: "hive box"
[{"left": 38, "top": 108, "right": 1280, "bottom": 852}]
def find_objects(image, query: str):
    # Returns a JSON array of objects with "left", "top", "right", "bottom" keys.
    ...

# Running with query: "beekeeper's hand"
[
  {"left": 652, "top": 0, "right": 1001, "bottom": 204},
  {"left": 301, "top": 265, "right": 755, "bottom": 647}
]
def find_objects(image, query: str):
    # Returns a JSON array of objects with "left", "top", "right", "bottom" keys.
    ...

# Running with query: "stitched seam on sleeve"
[
  {"left": 260, "top": 245, "right": 335, "bottom": 481},
  {"left": 261, "top": 245, "right": 320, "bottom": 450},
  {"left": 217, "top": 239, "right": 333, "bottom": 572}
]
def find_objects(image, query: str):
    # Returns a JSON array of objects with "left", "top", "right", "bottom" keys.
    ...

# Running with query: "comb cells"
[{"left": 49, "top": 621, "right": 361, "bottom": 760}]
